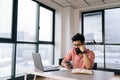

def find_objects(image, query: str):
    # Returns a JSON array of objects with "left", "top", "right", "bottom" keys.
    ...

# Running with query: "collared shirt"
[{"left": 62, "top": 48, "right": 95, "bottom": 69}]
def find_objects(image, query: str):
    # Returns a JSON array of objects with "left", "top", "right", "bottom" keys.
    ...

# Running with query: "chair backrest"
[
  {"left": 92, "top": 63, "right": 97, "bottom": 70},
  {"left": 59, "top": 58, "right": 64, "bottom": 65},
  {"left": 59, "top": 58, "right": 97, "bottom": 70}
]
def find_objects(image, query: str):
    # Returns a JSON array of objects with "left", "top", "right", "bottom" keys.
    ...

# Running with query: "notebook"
[
  {"left": 71, "top": 68, "right": 93, "bottom": 74},
  {"left": 32, "top": 53, "right": 59, "bottom": 72}
]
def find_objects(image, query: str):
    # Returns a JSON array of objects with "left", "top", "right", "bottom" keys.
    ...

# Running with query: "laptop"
[{"left": 32, "top": 53, "right": 59, "bottom": 72}]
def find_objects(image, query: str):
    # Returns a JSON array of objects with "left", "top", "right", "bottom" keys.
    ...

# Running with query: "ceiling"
[{"left": 49, "top": 0, "right": 120, "bottom": 9}]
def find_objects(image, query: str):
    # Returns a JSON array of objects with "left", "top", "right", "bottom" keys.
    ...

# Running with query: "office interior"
[{"left": 0, "top": 0, "right": 120, "bottom": 80}]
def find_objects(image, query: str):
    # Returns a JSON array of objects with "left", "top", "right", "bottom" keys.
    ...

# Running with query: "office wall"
[{"left": 55, "top": 6, "right": 75, "bottom": 64}]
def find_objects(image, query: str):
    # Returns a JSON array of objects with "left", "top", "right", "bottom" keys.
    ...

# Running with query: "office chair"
[
  {"left": 59, "top": 58, "right": 97, "bottom": 70},
  {"left": 59, "top": 58, "right": 64, "bottom": 65},
  {"left": 92, "top": 63, "right": 97, "bottom": 70}
]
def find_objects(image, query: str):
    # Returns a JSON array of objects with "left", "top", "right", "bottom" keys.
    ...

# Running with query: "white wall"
[{"left": 61, "top": 7, "right": 74, "bottom": 57}]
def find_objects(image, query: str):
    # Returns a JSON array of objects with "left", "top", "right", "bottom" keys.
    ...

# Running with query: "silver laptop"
[{"left": 32, "top": 53, "right": 59, "bottom": 72}]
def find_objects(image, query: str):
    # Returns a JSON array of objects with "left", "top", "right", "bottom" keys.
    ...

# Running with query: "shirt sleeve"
[
  {"left": 88, "top": 50, "right": 95, "bottom": 67},
  {"left": 62, "top": 49, "right": 73, "bottom": 63}
]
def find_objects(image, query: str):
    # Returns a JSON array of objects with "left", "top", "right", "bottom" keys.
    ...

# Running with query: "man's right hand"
[{"left": 63, "top": 63, "right": 72, "bottom": 69}]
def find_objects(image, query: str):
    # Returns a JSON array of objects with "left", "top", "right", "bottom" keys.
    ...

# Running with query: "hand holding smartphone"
[
  {"left": 75, "top": 45, "right": 86, "bottom": 54},
  {"left": 75, "top": 48, "right": 82, "bottom": 55}
]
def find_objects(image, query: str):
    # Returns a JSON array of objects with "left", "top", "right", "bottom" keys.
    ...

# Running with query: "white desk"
[{"left": 24, "top": 68, "right": 114, "bottom": 80}]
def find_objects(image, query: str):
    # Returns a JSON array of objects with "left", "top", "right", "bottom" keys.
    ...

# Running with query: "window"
[
  {"left": 16, "top": 44, "right": 35, "bottom": 74},
  {"left": 39, "top": 44, "right": 53, "bottom": 65},
  {"left": 0, "top": 0, "right": 13, "bottom": 78},
  {"left": 15, "top": 0, "right": 55, "bottom": 77},
  {"left": 39, "top": 6, "right": 54, "bottom": 42},
  {"left": 86, "top": 45, "right": 104, "bottom": 68},
  {"left": 0, "top": 0, "right": 55, "bottom": 79},
  {"left": 82, "top": 8, "right": 120, "bottom": 70},
  {"left": 82, "top": 11, "right": 103, "bottom": 68},
  {"left": 0, "top": 0, "right": 13, "bottom": 38},
  {"left": 105, "top": 8, "right": 120, "bottom": 69},
  {"left": 105, "top": 8, "right": 120, "bottom": 44},
  {"left": 17, "top": 0, "right": 37, "bottom": 42},
  {"left": 83, "top": 12, "right": 102, "bottom": 43},
  {"left": 38, "top": 6, "right": 55, "bottom": 65},
  {"left": 105, "top": 45, "right": 120, "bottom": 69},
  {"left": 0, "top": 43, "right": 13, "bottom": 78}
]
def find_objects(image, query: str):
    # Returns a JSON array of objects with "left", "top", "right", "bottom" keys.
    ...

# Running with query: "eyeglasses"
[{"left": 73, "top": 43, "right": 82, "bottom": 47}]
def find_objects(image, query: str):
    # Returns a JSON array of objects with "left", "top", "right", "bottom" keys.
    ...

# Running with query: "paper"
[{"left": 71, "top": 68, "right": 93, "bottom": 74}]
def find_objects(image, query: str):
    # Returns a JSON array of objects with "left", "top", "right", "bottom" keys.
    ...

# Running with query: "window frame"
[
  {"left": 35, "top": 0, "right": 55, "bottom": 44},
  {"left": 0, "top": 0, "right": 55, "bottom": 79},
  {"left": 81, "top": 10, "right": 104, "bottom": 45},
  {"left": 0, "top": 0, "right": 14, "bottom": 42},
  {"left": 81, "top": 7, "right": 120, "bottom": 73}
]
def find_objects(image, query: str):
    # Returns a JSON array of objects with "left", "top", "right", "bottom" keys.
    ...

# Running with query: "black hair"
[{"left": 72, "top": 33, "right": 85, "bottom": 43}]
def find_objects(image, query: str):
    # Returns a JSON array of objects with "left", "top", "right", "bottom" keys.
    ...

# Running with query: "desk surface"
[
  {"left": 43, "top": 70, "right": 113, "bottom": 80},
  {"left": 26, "top": 69, "right": 114, "bottom": 80}
]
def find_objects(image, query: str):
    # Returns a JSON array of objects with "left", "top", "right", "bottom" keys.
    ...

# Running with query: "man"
[{"left": 61, "top": 33, "right": 95, "bottom": 69}]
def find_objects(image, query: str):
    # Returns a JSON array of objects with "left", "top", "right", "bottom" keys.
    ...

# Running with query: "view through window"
[
  {"left": 16, "top": 0, "right": 55, "bottom": 75},
  {"left": 0, "top": 0, "right": 12, "bottom": 38},
  {"left": 0, "top": 43, "right": 13, "bottom": 78},
  {"left": 83, "top": 12, "right": 104, "bottom": 68},
  {"left": 0, "top": 0, "right": 55, "bottom": 79},
  {"left": 39, "top": 6, "right": 53, "bottom": 42},
  {"left": 82, "top": 8, "right": 120, "bottom": 70},
  {"left": 0, "top": 0, "right": 13, "bottom": 78},
  {"left": 105, "top": 8, "right": 120, "bottom": 69},
  {"left": 17, "top": 0, "right": 37, "bottom": 42}
]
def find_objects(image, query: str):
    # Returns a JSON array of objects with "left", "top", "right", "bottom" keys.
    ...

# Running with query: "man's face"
[{"left": 72, "top": 40, "right": 83, "bottom": 48}]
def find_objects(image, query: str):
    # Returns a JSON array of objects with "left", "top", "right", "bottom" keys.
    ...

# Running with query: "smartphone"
[{"left": 75, "top": 48, "right": 82, "bottom": 55}]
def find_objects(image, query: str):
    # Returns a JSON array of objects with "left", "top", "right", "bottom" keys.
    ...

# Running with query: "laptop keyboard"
[
  {"left": 44, "top": 66, "right": 56, "bottom": 69},
  {"left": 43, "top": 65, "right": 60, "bottom": 71}
]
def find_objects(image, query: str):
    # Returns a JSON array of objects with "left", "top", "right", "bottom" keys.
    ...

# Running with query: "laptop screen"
[
  {"left": 32, "top": 53, "right": 59, "bottom": 72},
  {"left": 32, "top": 53, "right": 44, "bottom": 71}
]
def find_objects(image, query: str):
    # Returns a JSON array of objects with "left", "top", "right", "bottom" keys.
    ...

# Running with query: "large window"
[
  {"left": 38, "top": 6, "right": 55, "bottom": 65},
  {"left": 15, "top": 0, "right": 55, "bottom": 76},
  {"left": 82, "top": 8, "right": 120, "bottom": 71},
  {"left": 0, "top": 0, "right": 55, "bottom": 79},
  {"left": 0, "top": 0, "right": 13, "bottom": 78},
  {"left": 82, "top": 11, "right": 104, "bottom": 68},
  {"left": 0, "top": 0, "right": 13, "bottom": 38},
  {"left": 105, "top": 8, "right": 120, "bottom": 69}
]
